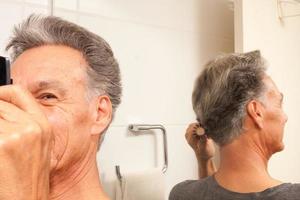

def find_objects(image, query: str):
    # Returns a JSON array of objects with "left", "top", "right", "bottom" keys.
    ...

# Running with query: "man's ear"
[
  {"left": 246, "top": 100, "right": 264, "bottom": 129},
  {"left": 90, "top": 95, "right": 112, "bottom": 135}
]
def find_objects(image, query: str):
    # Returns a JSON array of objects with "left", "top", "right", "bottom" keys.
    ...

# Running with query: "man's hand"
[
  {"left": 185, "top": 123, "right": 217, "bottom": 178},
  {"left": 0, "top": 85, "right": 52, "bottom": 199},
  {"left": 185, "top": 123, "right": 215, "bottom": 161}
]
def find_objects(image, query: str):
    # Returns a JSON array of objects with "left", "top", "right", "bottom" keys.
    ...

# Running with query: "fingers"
[
  {"left": 185, "top": 122, "right": 209, "bottom": 146},
  {"left": 0, "top": 85, "right": 42, "bottom": 116},
  {"left": 190, "top": 122, "right": 205, "bottom": 136},
  {"left": 0, "top": 118, "right": 16, "bottom": 135},
  {"left": 0, "top": 100, "right": 31, "bottom": 123},
  {"left": 198, "top": 134, "right": 208, "bottom": 144},
  {"left": 185, "top": 122, "right": 206, "bottom": 146},
  {"left": 0, "top": 85, "right": 49, "bottom": 134},
  {"left": 185, "top": 123, "right": 198, "bottom": 139},
  {"left": 185, "top": 122, "right": 216, "bottom": 160}
]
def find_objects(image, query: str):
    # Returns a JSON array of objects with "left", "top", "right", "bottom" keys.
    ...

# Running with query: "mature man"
[
  {"left": 169, "top": 51, "right": 300, "bottom": 199},
  {"left": 0, "top": 15, "right": 121, "bottom": 199}
]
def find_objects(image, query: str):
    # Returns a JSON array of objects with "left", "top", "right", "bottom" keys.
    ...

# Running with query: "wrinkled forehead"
[
  {"left": 11, "top": 45, "right": 88, "bottom": 88},
  {"left": 262, "top": 75, "right": 282, "bottom": 98}
]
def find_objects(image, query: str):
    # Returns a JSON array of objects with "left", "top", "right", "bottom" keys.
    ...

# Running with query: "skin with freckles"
[{"left": 1, "top": 44, "right": 112, "bottom": 200}]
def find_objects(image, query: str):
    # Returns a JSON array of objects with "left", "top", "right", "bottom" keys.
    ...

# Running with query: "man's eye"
[{"left": 39, "top": 93, "right": 57, "bottom": 100}]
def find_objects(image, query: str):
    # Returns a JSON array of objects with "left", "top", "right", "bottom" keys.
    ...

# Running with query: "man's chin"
[{"left": 273, "top": 142, "right": 285, "bottom": 154}]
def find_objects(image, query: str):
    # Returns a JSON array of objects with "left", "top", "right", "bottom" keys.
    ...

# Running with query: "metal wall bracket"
[
  {"left": 115, "top": 124, "right": 168, "bottom": 180},
  {"left": 128, "top": 124, "right": 168, "bottom": 173}
]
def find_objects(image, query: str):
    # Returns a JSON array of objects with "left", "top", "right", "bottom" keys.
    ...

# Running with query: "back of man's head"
[{"left": 192, "top": 51, "right": 266, "bottom": 146}]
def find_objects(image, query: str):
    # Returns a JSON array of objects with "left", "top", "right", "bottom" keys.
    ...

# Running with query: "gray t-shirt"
[{"left": 169, "top": 176, "right": 300, "bottom": 200}]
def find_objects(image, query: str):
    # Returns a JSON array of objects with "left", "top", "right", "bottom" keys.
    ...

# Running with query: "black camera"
[{"left": 0, "top": 56, "right": 12, "bottom": 86}]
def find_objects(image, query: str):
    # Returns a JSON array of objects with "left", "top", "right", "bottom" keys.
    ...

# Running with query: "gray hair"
[
  {"left": 6, "top": 14, "right": 122, "bottom": 116},
  {"left": 192, "top": 51, "right": 267, "bottom": 146}
]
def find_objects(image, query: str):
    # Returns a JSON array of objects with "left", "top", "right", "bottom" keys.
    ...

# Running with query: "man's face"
[
  {"left": 261, "top": 76, "right": 288, "bottom": 153},
  {"left": 11, "top": 45, "right": 99, "bottom": 173}
]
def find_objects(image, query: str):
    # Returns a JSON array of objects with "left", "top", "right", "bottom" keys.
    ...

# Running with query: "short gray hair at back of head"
[
  {"left": 192, "top": 51, "right": 266, "bottom": 146},
  {"left": 5, "top": 14, "right": 122, "bottom": 115}
]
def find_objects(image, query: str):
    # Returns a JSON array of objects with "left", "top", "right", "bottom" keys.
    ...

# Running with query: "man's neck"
[
  {"left": 215, "top": 132, "right": 282, "bottom": 193},
  {"left": 49, "top": 145, "right": 109, "bottom": 200}
]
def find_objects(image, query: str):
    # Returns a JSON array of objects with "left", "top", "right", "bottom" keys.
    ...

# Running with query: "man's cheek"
[{"left": 46, "top": 112, "right": 70, "bottom": 167}]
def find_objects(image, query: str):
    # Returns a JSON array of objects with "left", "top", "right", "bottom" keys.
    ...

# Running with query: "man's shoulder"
[
  {"left": 172, "top": 177, "right": 211, "bottom": 190},
  {"left": 264, "top": 182, "right": 300, "bottom": 199},
  {"left": 169, "top": 177, "right": 212, "bottom": 200},
  {"left": 169, "top": 179, "right": 300, "bottom": 200},
  {"left": 283, "top": 182, "right": 300, "bottom": 193}
]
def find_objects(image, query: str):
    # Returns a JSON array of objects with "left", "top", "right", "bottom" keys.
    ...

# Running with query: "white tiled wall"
[
  {"left": 0, "top": 0, "right": 234, "bottom": 199},
  {"left": 235, "top": 0, "right": 300, "bottom": 183},
  {"left": 0, "top": 0, "right": 49, "bottom": 55}
]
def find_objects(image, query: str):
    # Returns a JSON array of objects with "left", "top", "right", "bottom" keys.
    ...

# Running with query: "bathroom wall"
[
  {"left": 0, "top": 0, "right": 47, "bottom": 56},
  {"left": 235, "top": 0, "right": 300, "bottom": 182},
  {"left": 0, "top": 0, "right": 234, "bottom": 198}
]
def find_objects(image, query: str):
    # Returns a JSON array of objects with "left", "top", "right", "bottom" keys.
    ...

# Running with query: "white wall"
[
  {"left": 0, "top": 0, "right": 49, "bottom": 56},
  {"left": 86, "top": 1, "right": 234, "bottom": 198},
  {"left": 0, "top": 0, "right": 234, "bottom": 199},
  {"left": 235, "top": 0, "right": 300, "bottom": 182}
]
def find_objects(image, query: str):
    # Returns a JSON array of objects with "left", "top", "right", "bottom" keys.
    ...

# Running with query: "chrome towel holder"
[{"left": 115, "top": 124, "right": 168, "bottom": 180}]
